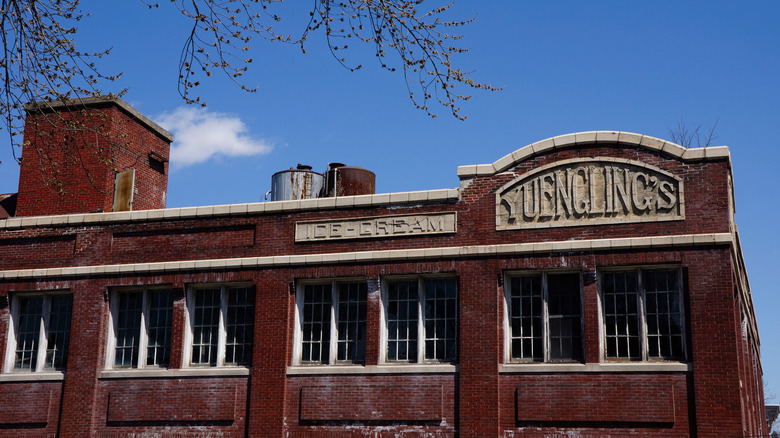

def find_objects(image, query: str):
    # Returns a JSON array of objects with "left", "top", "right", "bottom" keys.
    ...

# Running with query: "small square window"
[
  {"left": 107, "top": 288, "right": 173, "bottom": 369},
  {"left": 383, "top": 277, "right": 457, "bottom": 364},
  {"left": 186, "top": 285, "right": 254, "bottom": 367},
  {"left": 504, "top": 272, "right": 583, "bottom": 363},
  {"left": 295, "top": 280, "right": 367, "bottom": 365},
  {"left": 5, "top": 292, "right": 72, "bottom": 373}
]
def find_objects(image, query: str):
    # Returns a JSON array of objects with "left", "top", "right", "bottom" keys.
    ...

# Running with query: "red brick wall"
[
  {"left": 15, "top": 102, "right": 169, "bottom": 217},
  {"left": 0, "top": 142, "right": 765, "bottom": 437}
]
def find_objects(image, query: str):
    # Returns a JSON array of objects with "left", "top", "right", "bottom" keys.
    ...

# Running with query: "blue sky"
[{"left": 1, "top": 1, "right": 778, "bottom": 407}]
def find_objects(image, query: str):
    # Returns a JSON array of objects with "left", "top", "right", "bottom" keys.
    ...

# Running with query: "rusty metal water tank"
[
  {"left": 324, "top": 163, "right": 376, "bottom": 197},
  {"left": 269, "top": 164, "right": 324, "bottom": 201}
]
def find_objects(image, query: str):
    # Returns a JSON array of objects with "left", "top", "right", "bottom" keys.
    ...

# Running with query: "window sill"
[
  {"left": 99, "top": 367, "right": 250, "bottom": 379},
  {"left": 287, "top": 364, "right": 458, "bottom": 375},
  {"left": 499, "top": 362, "right": 691, "bottom": 373},
  {"left": 0, "top": 371, "right": 65, "bottom": 382}
]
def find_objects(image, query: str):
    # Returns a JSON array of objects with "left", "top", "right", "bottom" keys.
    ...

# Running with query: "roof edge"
[
  {"left": 457, "top": 131, "right": 731, "bottom": 178},
  {"left": 24, "top": 95, "right": 173, "bottom": 143}
]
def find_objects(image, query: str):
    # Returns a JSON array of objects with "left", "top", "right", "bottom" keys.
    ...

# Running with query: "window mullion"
[
  {"left": 418, "top": 278, "right": 425, "bottom": 364},
  {"left": 137, "top": 291, "right": 149, "bottom": 369},
  {"left": 217, "top": 287, "right": 228, "bottom": 367},
  {"left": 330, "top": 281, "right": 339, "bottom": 364},
  {"left": 35, "top": 296, "right": 51, "bottom": 372},
  {"left": 184, "top": 288, "right": 194, "bottom": 367},
  {"left": 638, "top": 270, "right": 648, "bottom": 361}
]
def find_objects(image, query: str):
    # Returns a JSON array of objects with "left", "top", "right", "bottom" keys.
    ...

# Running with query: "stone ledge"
[
  {"left": 99, "top": 367, "right": 250, "bottom": 379},
  {"left": 0, "top": 233, "right": 733, "bottom": 280},
  {"left": 0, "top": 371, "right": 65, "bottom": 382},
  {"left": 287, "top": 364, "right": 457, "bottom": 375},
  {"left": 0, "top": 189, "right": 459, "bottom": 230},
  {"left": 500, "top": 362, "right": 691, "bottom": 373}
]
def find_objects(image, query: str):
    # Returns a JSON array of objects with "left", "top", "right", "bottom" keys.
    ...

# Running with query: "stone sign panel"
[
  {"left": 496, "top": 157, "right": 684, "bottom": 230},
  {"left": 296, "top": 212, "right": 457, "bottom": 242}
]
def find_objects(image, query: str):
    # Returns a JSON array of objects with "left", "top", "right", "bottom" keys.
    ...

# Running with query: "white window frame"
[
  {"left": 183, "top": 283, "right": 253, "bottom": 368},
  {"left": 502, "top": 270, "right": 584, "bottom": 364},
  {"left": 292, "top": 278, "right": 368, "bottom": 366},
  {"left": 380, "top": 275, "right": 458, "bottom": 364},
  {"left": 105, "top": 287, "right": 174, "bottom": 370},
  {"left": 597, "top": 266, "right": 686, "bottom": 362},
  {"left": 4, "top": 291, "right": 72, "bottom": 373}
]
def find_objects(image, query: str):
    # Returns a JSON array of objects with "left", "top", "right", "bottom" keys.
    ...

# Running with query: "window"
[
  {"left": 505, "top": 272, "right": 583, "bottom": 363},
  {"left": 5, "top": 293, "right": 72, "bottom": 372},
  {"left": 186, "top": 285, "right": 254, "bottom": 367},
  {"left": 107, "top": 288, "right": 173, "bottom": 369},
  {"left": 383, "top": 277, "right": 457, "bottom": 363},
  {"left": 295, "top": 280, "right": 367, "bottom": 365},
  {"left": 601, "top": 269, "right": 684, "bottom": 361}
]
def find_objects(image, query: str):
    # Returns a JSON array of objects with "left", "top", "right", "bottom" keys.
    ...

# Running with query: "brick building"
[{"left": 0, "top": 97, "right": 767, "bottom": 437}]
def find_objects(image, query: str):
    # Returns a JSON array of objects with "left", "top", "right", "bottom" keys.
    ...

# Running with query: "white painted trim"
[
  {"left": 457, "top": 131, "right": 731, "bottom": 178},
  {"left": 0, "top": 233, "right": 734, "bottom": 280},
  {"left": 0, "top": 189, "right": 460, "bottom": 230},
  {"left": 99, "top": 367, "right": 250, "bottom": 379},
  {"left": 499, "top": 362, "right": 691, "bottom": 373},
  {"left": 286, "top": 364, "right": 458, "bottom": 375}
]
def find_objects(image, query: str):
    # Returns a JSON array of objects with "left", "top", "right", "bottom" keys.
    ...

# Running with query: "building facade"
[{"left": 0, "top": 98, "right": 767, "bottom": 437}]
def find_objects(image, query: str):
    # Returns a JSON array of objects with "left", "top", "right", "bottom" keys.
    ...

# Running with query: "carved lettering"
[
  {"left": 497, "top": 158, "right": 684, "bottom": 230},
  {"left": 296, "top": 213, "right": 457, "bottom": 242}
]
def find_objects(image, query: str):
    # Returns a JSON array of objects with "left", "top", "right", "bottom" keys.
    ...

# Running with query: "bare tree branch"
[{"left": 668, "top": 118, "right": 719, "bottom": 148}]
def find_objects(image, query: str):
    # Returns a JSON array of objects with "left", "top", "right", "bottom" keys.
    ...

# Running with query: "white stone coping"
[
  {"left": 99, "top": 367, "right": 250, "bottom": 379},
  {"left": 0, "top": 189, "right": 460, "bottom": 230},
  {"left": 0, "top": 371, "right": 65, "bottom": 382},
  {"left": 0, "top": 233, "right": 732, "bottom": 280},
  {"left": 499, "top": 362, "right": 692, "bottom": 374},
  {"left": 457, "top": 131, "right": 731, "bottom": 177},
  {"left": 287, "top": 364, "right": 457, "bottom": 375}
]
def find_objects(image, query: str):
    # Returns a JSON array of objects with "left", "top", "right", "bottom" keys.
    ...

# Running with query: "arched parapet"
[{"left": 457, "top": 131, "right": 731, "bottom": 178}]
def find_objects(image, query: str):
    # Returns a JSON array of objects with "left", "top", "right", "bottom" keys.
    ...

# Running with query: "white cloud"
[{"left": 156, "top": 107, "right": 273, "bottom": 168}]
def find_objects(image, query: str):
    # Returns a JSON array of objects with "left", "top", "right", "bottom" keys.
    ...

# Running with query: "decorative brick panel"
[
  {"left": 0, "top": 386, "right": 52, "bottom": 424},
  {"left": 515, "top": 380, "right": 675, "bottom": 424},
  {"left": 106, "top": 385, "right": 237, "bottom": 423},
  {"left": 300, "top": 384, "right": 443, "bottom": 421}
]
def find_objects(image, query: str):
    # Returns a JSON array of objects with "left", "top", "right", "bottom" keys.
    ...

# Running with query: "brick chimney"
[{"left": 15, "top": 96, "right": 173, "bottom": 217}]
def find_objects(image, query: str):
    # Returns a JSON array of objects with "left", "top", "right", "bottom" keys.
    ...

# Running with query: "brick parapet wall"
[{"left": 15, "top": 103, "right": 170, "bottom": 217}]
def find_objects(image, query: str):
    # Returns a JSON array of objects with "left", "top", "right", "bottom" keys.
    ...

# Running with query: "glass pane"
[
  {"left": 301, "top": 284, "right": 331, "bottom": 364},
  {"left": 602, "top": 272, "right": 640, "bottom": 359},
  {"left": 336, "top": 282, "right": 367, "bottom": 363},
  {"left": 509, "top": 275, "right": 542, "bottom": 361},
  {"left": 146, "top": 290, "right": 173, "bottom": 367},
  {"left": 225, "top": 287, "right": 254, "bottom": 366},
  {"left": 547, "top": 273, "right": 582, "bottom": 362},
  {"left": 44, "top": 295, "right": 72, "bottom": 370},
  {"left": 115, "top": 292, "right": 143, "bottom": 368},
  {"left": 386, "top": 280, "right": 418, "bottom": 362},
  {"left": 191, "top": 288, "right": 220, "bottom": 366},
  {"left": 14, "top": 296, "right": 43, "bottom": 371},
  {"left": 423, "top": 279, "right": 457, "bottom": 362},
  {"left": 644, "top": 270, "right": 684, "bottom": 359}
]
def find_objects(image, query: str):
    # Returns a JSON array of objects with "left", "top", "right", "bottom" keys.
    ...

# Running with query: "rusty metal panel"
[{"left": 112, "top": 169, "right": 135, "bottom": 212}]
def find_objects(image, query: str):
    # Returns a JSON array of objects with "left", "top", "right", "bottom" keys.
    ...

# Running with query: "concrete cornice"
[
  {"left": 457, "top": 131, "right": 731, "bottom": 178},
  {"left": 0, "top": 233, "right": 733, "bottom": 280},
  {"left": 0, "top": 188, "right": 460, "bottom": 230}
]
